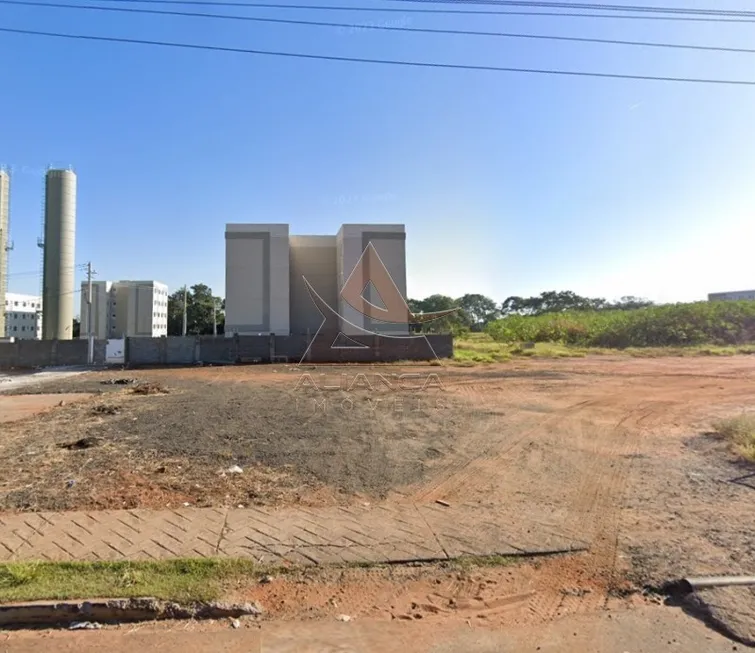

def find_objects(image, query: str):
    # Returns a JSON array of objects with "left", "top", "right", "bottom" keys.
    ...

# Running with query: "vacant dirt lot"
[{"left": 2, "top": 356, "right": 755, "bottom": 641}]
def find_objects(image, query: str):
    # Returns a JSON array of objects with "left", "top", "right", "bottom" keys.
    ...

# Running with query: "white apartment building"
[
  {"left": 80, "top": 280, "right": 168, "bottom": 339},
  {"left": 708, "top": 290, "right": 755, "bottom": 302},
  {"left": 4, "top": 293, "right": 43, "bottom": 340}
]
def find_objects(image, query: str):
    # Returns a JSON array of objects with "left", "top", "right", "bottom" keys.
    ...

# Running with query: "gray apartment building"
[
  {"left": 225, "top": 223, "right": 408, "bottom": 337},
  {"left": 80, "top": 280, "right": 169, "bottom": 339}
]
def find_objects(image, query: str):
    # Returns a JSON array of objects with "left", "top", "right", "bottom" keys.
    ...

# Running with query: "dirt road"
[
  {"left": 1, "top": 355, "right": 754, "bottom": 641},
  {"left": 0, "top": 605, "right": 742, "bottom": 652}
]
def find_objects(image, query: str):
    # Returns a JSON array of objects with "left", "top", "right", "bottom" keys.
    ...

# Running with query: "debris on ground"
[
  {"left": 229, "top": 617, "right": 241, "bottom": 629},
  {"left": 227, "top": 465, "right": 243, "bottom": 474},
  {"left": 66, "top": 480, "right": 76, "bottom": 488},
  {"left": 260, "top": 575, "right": 274, "bottom": 584},
  {"left": 92, "top": 404, "right": 120, "bottom": 415},
  {"left": 69, "top": 621, "right": 102, "bottom": 630},
  {"left": 131, "top": 382, "right": 169, "bottom": 396},
  {"left": 101, "top": 378, "right": 137, "bottom": 386},
  {"left": 58, "top": 437, "right": 101, "bottom": 450},
  {"left": 562, "top": 588, "right": 592, "bottom": 597},
  {"left": 58, "top": 400, "right": 66, "bottom": 407},
  {"left": 435, "top": 499, "right": 451, "bottom": 507},
  {"left": 336, "top": 614, "right": 352, "bottom": 622}
]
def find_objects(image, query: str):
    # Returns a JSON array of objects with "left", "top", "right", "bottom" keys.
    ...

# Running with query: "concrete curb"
[{"left": 0, "top": 598, "right": 263, "bottom": 628}]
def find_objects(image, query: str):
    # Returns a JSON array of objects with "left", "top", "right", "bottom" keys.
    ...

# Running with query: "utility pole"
[
  {"left": 213, "top": 298, "right": 217, "bottom": 336},
  {"left": 182, "top": 286, "right": 187, "bottom": 336},
  {"left": 86, "top": 261, "right": 95, "bottom": 365}
]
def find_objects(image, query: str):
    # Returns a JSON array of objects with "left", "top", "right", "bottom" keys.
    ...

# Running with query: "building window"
[{"left": 13, "top": 326, "right": 17, "bottom": 331}]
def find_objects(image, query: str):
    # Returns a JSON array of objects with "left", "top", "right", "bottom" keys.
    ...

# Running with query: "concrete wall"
[
  {"left": 0, "top": 338, "right": 90, "bottom": 368},
  {"left": 225, "top": 224, "right": 290, "bottom": 336},
  {"left": 0, "top": 335, "right": 452, "bottom": 369},
  {"left": 289, "top": 235, "right": 338, "bottom": 335}
]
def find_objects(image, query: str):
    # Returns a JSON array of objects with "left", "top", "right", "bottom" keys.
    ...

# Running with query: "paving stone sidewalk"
[{"left": 0, "top": 503, "right": 587, "bottom": 565}]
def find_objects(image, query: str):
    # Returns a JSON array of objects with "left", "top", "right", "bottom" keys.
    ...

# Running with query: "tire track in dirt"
[
  {"left": 407, "top": 375, "right": 666, "bottom": 623},
  {"left": 525, "top": 397, "right": 684, "bottom": 623},
  {"left": 405, "top": 380, "right": 560, "bottom": 504}
]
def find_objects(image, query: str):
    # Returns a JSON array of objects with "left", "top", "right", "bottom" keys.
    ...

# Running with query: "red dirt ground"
[{"left": 2, "top": 355, "right": 755, "bottom": 642}]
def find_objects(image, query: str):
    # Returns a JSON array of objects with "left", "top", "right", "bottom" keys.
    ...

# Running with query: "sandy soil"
[
  {"left": 0, "top": 394, "right": 93, "bottom": 424},
  {"left": 0, "top": 604, "right": 744, "bottom": 652},
  {"left": 1, "top": 356, "right": 755, "bottom": 642}
]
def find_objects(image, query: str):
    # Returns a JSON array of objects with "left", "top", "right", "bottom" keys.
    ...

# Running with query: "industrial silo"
[
  {"left": 42, "top": 169, "right": 76, "bottom": 340},
  {"left": 0, "top": 170, "right": 8, "bottom": 338}
]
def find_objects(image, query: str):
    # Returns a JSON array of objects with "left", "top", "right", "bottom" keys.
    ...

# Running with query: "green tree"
[
  {"left": 456, "top": 294, "right": 499, "bottom": 331},
  {"left": 167, "top": 285, "right": 224, "bottom": 335},
  {"left": 609, "top": 296, "right": 654, "bottom": 311},
  {"left": 501, "top": 291, "right": 608, "bottom": 316},
  {"left": 409, "top": 294, "right": 467, "bottom": 335}
]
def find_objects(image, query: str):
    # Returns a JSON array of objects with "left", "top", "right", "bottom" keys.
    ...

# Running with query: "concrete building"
[
  {"left": 80, "top": 280, "right": 168, "bottom": 339},
  {"left": 4, "top": 293, "right": 42, "bottom": 340},
  {"left": 79, "top": 280, "right": 113, "bottom": 340},
  {"left": 225, "top": 224, "right": 290, "bottom": 336},
  {"left": 42, "top": 169, "right": 77, "bottom": 340},
  {"left": 708, "top": 290, "right": 755, "bottom": 302},
  {"left": 225, "top": 223, "right": 407, "bottom": 336},
  {"left": 0, "top": 170, "right": 9, "bottom": 338},
  {"left": 337, "top": 224, "right": 407, "bottom": 336}
]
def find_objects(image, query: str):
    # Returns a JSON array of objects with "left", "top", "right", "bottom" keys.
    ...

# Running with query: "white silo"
[{"left": 42, "top": 169, "right": 77, "bottom": 340}]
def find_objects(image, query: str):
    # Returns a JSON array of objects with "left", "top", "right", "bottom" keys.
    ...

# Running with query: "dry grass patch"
[{"left": 713, "top": 414, "right": 755, "bottom": 462}]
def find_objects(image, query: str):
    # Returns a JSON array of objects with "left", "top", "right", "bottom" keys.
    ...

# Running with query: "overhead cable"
[
  {"left": 2, "top": 26, "right": 755, "bottom": 85},
  {"left": 4, "top": 0, "right": 755, "bottom": 53}
]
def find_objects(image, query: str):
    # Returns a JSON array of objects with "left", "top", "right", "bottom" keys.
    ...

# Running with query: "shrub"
[{"left": 485, "top": 301, "right": 755, "bottom": 348}]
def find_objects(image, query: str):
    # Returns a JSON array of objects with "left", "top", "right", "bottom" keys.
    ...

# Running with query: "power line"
[
  {"left": 6, "top": 0, "right": 755, "bottom": 54},
  {"left": 384, "top": 0, "right": 755, "bottom": 18},
  {"left": 6, "top": 269, "right": 41, "bottom": 277},
  {"left": 2, "top": 26, "right": 755, "bottom": 85},
  {"left": 30, "top": 0, "right": 755, "bottom": 22}
]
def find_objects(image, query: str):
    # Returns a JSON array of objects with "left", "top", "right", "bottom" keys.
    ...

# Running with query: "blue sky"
[{"left": 2, "top": 0, "right": 755, "bottom": 312}]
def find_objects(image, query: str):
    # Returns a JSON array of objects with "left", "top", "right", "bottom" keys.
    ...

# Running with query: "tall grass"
[
  {"left": 485, "top": 301, "right": 755, "bottom": 348},
  {"left": 713, "top": 415, "right": 755, "bottom": 462}
]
